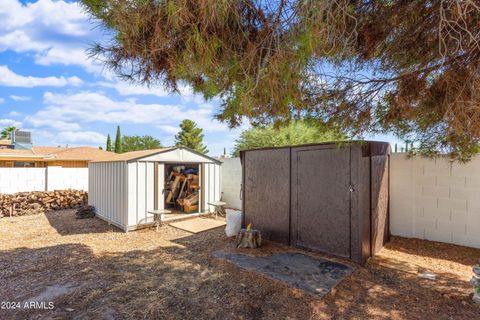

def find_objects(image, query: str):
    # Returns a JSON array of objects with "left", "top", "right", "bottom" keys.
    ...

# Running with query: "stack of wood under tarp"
[
  {"left": 0, "top": 190, "right": 87, "bottom": 217},
  {"left": 75, "top": 205, "right": 96, "bottom": 219},
  {"left": 165, "top": 168, "right": 199, "bottom": 213}
]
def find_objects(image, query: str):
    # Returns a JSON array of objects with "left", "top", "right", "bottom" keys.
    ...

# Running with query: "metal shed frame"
[{"left": 89, "top": 147, "right": 222, "bottom": 232}]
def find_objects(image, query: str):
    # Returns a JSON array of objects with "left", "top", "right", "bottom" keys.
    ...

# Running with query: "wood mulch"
[{"left": 0, "top": 210, "right": 479, "bottom": 319}]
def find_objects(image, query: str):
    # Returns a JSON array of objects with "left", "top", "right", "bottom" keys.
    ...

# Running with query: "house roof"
[
  {"left": 0, "top": 146, "right": 116, "bottom": 161},
  {"left": 0, "top": 148, "right": 42, "bottom": 158},
  {"left": 40, "top": 147, "right": 116, "bottom": 161},
  {"left": 91, "top": 148, "right": 176, "bottom": 162},
  {"left": 32, "top": 146, "right": 67, "bottom": 155}
]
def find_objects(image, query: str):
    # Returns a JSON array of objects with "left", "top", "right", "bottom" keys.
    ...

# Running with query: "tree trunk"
[{"left": 236, "top": 228, "right": 262, "bottom": 248}]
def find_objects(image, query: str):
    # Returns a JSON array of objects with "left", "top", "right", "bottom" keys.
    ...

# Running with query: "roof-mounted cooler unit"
[{"left": 11, "top": 130, "right": 33, "bottom": 150}]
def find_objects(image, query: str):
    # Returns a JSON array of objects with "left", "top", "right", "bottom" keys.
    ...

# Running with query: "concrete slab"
[{"left": 213, "top": 251, "right": 354, "bottom": 298}]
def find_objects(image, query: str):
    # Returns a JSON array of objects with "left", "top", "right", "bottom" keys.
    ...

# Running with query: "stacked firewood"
[{"left": 0, "top": 190, "right": 87, "bottom": 217}]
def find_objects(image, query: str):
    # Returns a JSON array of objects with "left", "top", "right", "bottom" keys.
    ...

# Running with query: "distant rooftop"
[{"left": 0, "top": 146, "right": 116, "bottom": 162}]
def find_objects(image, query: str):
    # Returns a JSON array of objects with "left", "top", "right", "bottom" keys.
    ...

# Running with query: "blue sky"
[{"left": 0, "top": 0, "right": 401, "bottom": 156}]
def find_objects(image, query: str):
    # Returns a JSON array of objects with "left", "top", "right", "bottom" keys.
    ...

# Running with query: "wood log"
[
  {"left": 236, "top": 228, "right": 262, "bottom": 248},
  {"left": 166, "top": 175, "right": 181, "bottom": 203},
  {"left": 0, "top": 189, "right": 87, "bottom": 217}
]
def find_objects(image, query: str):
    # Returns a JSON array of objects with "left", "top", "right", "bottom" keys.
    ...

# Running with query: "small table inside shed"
[
  {"left": 148, "top": 209, "right": 172, "bottom": 231},
  {"left": 208, "top": 201, "right": 227, "bottom": 219}
]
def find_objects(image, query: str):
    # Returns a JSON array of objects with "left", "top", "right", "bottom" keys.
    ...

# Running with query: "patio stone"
[{"left": 213, "top": 251, "right": 354, "bottom": 298}]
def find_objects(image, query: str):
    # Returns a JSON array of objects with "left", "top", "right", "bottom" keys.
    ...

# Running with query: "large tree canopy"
[
  {"left": 82, "top": 0, "right": 480, "bottom": 160},
  {"left": 122, "top": 135, "right": 162, "bottom": 152},
  {"left": 1, "top": 126, "right": 16, "bottom": 139},
  {"left": 232, "top": 120, "right": 345, "bottom": 156},
  {"left": 174, "top": 119, "right": 208, "bottom": 154}
]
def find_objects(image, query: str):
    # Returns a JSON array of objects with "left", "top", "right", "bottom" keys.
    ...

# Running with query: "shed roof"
[
  {"left": 94, "top": 148, "right": 175, "bottom": 162},
  {"left": 239, "top": 140, "right": 391, "bottom": 157},
  {"left": 91, "top": 147, "right": 221, "bottom": 164}
]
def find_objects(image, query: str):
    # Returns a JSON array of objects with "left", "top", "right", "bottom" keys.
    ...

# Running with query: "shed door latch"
[{"left": 348, "top": 184, "right": 355, "bottom": 192}]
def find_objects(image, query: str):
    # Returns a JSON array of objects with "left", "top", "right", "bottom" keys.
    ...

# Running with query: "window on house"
[{"left": 13, "top": 161, "right": 36, "bottom": 168}]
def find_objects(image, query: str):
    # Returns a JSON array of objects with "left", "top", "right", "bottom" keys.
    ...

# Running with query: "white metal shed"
[{"left": 88, "top": 147, "right": 222, "bottom": 231}]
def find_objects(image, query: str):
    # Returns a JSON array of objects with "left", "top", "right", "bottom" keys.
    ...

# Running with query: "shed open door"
[{"left": 154, "top": 162, "right": 165, "bottom": 211}]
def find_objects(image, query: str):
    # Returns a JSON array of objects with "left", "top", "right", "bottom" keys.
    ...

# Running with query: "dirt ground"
[{"left": 0, "top": 210, "right": 479, "bottom": 320}]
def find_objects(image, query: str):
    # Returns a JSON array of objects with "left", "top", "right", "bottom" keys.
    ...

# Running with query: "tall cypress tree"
[
  {"left": 114, "top": 126, "right": 122, "bottom": 153},
  {"left": 106, "top": 134, "right": 112, "bottom": 152},
  {"left": 174, "top": 119, "right": 208, "bottom": 154}
]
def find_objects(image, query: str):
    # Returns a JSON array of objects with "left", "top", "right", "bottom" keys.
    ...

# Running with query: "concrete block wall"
[
  {"left": 390, "top": 153, "right": 480, "bottom": 248},
  {"left": 0, "top": 167, "right": 88, "bottom": 194},
  {"left": 219, "top": 157, "right": 242, "bottom": 210}
]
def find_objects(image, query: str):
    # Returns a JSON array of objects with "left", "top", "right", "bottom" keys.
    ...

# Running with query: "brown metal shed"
[{"left": 240, "top": 141, "right": 390, "bottom": 265}]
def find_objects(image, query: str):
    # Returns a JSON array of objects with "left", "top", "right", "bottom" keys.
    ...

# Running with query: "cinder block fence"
[
  {"left": 390, "top": 153, "right": 480, "bottom": 248},
  {"left": 218, "top": 157, "right": 242, "bottom": 210}
]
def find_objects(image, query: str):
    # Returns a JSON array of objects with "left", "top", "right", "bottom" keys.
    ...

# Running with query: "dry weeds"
[{"left": 0, "top": 210, "right": 479, "bottom": 319}]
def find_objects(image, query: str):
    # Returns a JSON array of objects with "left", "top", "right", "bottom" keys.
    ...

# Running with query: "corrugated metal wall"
[
  {"left": 126, "top": 161, "right": 159, "bottom": 229},
  {"left": 203, "top": 163, "right": 221, "bottom": 212},
  {"left": 89, "top": 162, "right": 128, "bottom": 230}
]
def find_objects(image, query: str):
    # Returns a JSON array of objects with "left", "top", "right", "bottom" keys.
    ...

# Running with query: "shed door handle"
[{"left": 240, "top": 184, "right": 243, "bottom": 200}]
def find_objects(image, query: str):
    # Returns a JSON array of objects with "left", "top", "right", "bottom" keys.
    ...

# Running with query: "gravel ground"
[{"left": 0, "top": 209, "right": 479, "bottom": 319}]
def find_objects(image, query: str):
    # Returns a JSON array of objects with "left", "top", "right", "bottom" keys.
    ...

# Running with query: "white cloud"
[
  {"left": 0, "top": 0, "right": 105, "bottom": 74},
  {"left": 35, "top": 47, "right": 104, "bottom": 74},
  {"left": 98, "top": 81, "right": 170, "bottom": 97},
  {"left": 21, "top": 127, "right": 105, "bottom": 147},
  {"left": 27, "top": 118, "right": 81, "bottom": 131},
  {"left": 156, "top": 125, "right": 179, "bottom": 134},
  {"left": 0, "top": 98, "right": 4, "bottom": 104},
  {"left": 0, "top": 29, "right": 47, "bottom": 52},
  {"left": 54, "top": 131, "right": 106, "bottom": 144},
  {"left": 0, "top": 65, "right": 83, "bottom": 87},
  {"left": 97, "top": 80, "right": 207, "bottom": 100},
  {"left": 24, "top": 91, "right": 231, "bottom": 134},
  {"left": 10, "top": 95, "right": 31, "bottom": 101},
  {"left": 178, "top": 85, "right": 208, "bottom": 104},
  {"left": 0, "top": 118, "right": 21, "bottom": 127},
  {"left": 8, "top": 111, "right": 22, "bottom": 117}
]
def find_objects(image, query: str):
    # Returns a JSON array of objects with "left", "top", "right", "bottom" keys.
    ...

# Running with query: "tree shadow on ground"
[
  {"left": 1, "top": 228, "right": 479, "bottom": 320},
  {"left": 43, "top": 209, "right": 122, "bottom": 236},
  {"left": 384, "top": 236, "right": 479, "bottom": 266}
]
